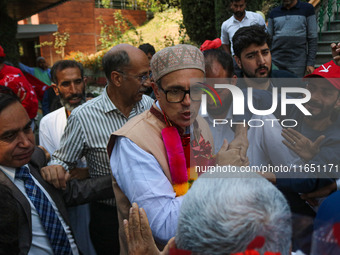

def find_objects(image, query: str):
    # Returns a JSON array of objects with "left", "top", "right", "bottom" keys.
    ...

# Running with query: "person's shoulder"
[
  {"left": 40, "top": 107, "right": 65, "bottom": 124},
  {"left": 299, "top": 1, "right": 315, "bottom": 16},
  {"left": 3, "top": 64, "right": 21, "bottom": 73},
  {"left": 141, "top": 95, "right": 154, "bottom": 106},
  {"left": 300, "top": 1, "right": 314, "bottom": 9},
  {"left": 221, "top": 16, "right": 234, "bottom": 27},
  {"left": 71, "top": 94, "right": 103, "bottom": 115},
  {"left": 271, "top": 69, "right": 298, "bottom": 78},
  {"left": 268, "top": 5, "right": 284, "bottom": 18}
]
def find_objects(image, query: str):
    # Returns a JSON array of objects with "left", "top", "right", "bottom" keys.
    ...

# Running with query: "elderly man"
[
  {"left": 0, "top": 90, "right": 112, "bottom": 254},
  {"left": 41, "top": 44, "right": 154, "bottom": 254},
  {"left": 124, "top": 173, "right": 292, "bottom": 255},
  {"left": 107, "top": 44, "right": 247, "bottom": 254}
]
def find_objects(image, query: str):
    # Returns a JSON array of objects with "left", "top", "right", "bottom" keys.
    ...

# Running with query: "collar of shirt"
[
  {"left": 102, "top": 85, "right": 149, "bottom": 115},
  {"left": 0, "top": 164, "right": 29, "bottom": 181},
  {"left": 232, "top": 10, "right": 249, "bottom": 23},
  {"left": 102, "top": 86, "right": 119, "bottom": 113}
]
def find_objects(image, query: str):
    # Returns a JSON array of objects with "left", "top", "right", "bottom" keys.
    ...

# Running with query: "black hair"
[
  {"left": 102, "top": 49, "right": 130, "bottom": 83},
  {"left": 203, "top": 49, "right": 234, "bottom": 77},
  {"left": 50, "top": 60, "right": 84, "bottom": 84},
  {"left": 0, "top": 86, "right": 20, "bottom": 114},
  {"left": 138, "top": 43, "right": 156, "bottom": 56},
  {"left": 232, "top": 25, "right": 272, "bottom": 58}
]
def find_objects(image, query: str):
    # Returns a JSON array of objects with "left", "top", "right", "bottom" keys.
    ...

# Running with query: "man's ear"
[
  {"left": 234, "top": 55, "right": 242, "bottom": 69},
  {"left": 83, "top": 77, "right": 88, "bottom": 86},
  {"left": 151, "top": 82, "right": 161, "bottom": 100},
  {"left": 52, "top": 83, "right": 59, "bottom": 95},
  {"left": 111, "top": 71, "right": 123, "bottom": 87}
]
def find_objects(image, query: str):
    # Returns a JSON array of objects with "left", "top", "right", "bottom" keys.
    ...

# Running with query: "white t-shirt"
[{"left": 221, "top": 11, "right": 266, "bottom": 55}]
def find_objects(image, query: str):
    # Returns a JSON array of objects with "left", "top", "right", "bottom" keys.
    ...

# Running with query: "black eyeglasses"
[
  {"left": 159, "top": 86, "right": 203, "bottom": 103},
  {"left": 118, "top": 71, "right": 152, "bottom": 85}
]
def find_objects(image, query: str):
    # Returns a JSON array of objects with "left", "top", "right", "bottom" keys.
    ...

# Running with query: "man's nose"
[
  {"left": 182, "top": 93, "right": 191, "bottom": 106},
  {"left": 257, "top": 54, "right": 266, "bottom": 65},
  {"left": 17, "top": 132, "right": 31, "bottom": 147},
  {"left": 69, "top": 83, "right": 77, "bottom": 93}
]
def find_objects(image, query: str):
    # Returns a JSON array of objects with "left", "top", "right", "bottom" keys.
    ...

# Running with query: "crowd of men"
[{"left": 0, "top": 0, "right": 340, "bottom": 254}]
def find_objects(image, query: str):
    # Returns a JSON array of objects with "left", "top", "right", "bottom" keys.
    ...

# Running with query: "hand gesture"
[
  {"left": 216, "top": 139, "right": 249, "bottom": 166},
  {"left": 282, "top": 128, "right": 325, "bottom": 161},
  {"left": 41, "top": 165, "right": 70, "bottom": 190},
  {"left": 124, "top": 203, "right": 160, "bottom": 255},
  {"left": 331, "top": 42, "right": 340, "bottom": 66},
  {"left": 306, "top": 65, "right": 315, "bottom": 75},
  {"left": 229, "top": 125, "right": 249, "bottom": 162}
]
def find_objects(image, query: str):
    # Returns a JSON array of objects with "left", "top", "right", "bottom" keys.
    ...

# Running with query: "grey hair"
[
  {"left": 102, "top": 49, "right": 130, "bottom": 83},
  {"left": 176, "top": 173, "right": 292, "bottom": 255}
]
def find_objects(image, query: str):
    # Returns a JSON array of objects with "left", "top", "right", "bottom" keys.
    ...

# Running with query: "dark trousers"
[{"left": 89, "top": 202, "right": 120, "bottom": 255}]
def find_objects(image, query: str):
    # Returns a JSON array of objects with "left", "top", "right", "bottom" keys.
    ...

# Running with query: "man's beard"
[
  {"left": 242, "top": 64, "right": 271, "bottom": 84},
  {"left": 60, "top": 93, "right": 85, "bottom": 112},
  {"left": 304, "top": 100, "right": 336, "bottom": 121},
  {"left": 234, "top": 10, "right": 245, "bottom": 19}
]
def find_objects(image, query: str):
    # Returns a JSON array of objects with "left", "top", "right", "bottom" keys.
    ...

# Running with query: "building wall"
[
  {"left": 94, "top": 8, "right": 146, "bottom": 47},
  {"left": 37, "top": 0, "right": 146, "bottom": 66}
]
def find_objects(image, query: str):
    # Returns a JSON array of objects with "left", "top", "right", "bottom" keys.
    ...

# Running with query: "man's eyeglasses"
[
  {"left": 118, "top": 71, "right": 152, "bottom": 85},
  {"left": 159, "top": 86, "right": 203, "bottom": 103}
]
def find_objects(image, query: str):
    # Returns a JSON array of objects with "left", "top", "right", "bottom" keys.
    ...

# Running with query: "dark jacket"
[{"left": 0, "top": 147, "right": 113, "bottom": 254}]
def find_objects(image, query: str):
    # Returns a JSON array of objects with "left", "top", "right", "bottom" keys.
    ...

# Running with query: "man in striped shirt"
[{"left": 40, "top": 44, "right": 154, "bottom": 254}]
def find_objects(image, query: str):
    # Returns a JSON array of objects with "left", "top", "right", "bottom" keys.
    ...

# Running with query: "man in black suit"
[{"left": 0, "top": 88, "right": 112, "bottom": 254}]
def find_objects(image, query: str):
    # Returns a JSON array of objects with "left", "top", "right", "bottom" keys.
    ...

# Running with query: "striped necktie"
[{"left": 15, "top": 166, "right": 72, "bottom": 255}]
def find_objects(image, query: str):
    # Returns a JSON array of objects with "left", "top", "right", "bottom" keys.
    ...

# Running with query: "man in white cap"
[{"left": 107, "top": 44, "right": 248, "bottom": 254}]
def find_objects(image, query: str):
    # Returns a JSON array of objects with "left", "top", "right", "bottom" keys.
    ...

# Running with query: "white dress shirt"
[{"left": 220, "top": 11, "right": 266, "bottom": 55}]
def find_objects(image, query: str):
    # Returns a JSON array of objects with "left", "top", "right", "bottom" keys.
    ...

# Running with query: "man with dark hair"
[
  {"left": 0, "top": 92, "right": 112, "bottom": 254},
  {"left": 268, "top": 0, "right": 317, "bottom": 77},
  {"left": 138, "top": 43, "right": 156, "bottom": 61},
  {"left": 41, "top": 44, "right": 153, "bottom": 254},
  {"left": 42, "top": 60, "right": 85, "bottom": 116},
  {"left": 232, "top": 24, "right": 298, "bottom": 91},
  {"left": 49, "top": 60, "right": 85, "bottom": 115},
  {"left": 220, "top": 0, "right": 266, "bottom": 56},
  {"left": 39, "top": 60, "right": 95, "bottom": 254}
]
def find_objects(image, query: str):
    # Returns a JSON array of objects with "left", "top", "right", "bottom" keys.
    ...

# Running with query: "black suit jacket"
[{"left": 0, "top": 147, "right": 114, "bottom": 254}]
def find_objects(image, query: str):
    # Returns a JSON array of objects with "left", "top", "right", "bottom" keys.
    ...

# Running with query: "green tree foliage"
[{"left": 181, "top": 0, "right": 216, "bottom": 45}]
